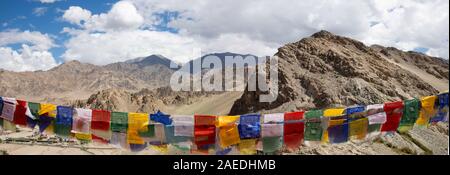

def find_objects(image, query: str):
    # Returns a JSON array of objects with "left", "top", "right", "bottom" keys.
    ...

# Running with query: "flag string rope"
[{"left": 0, "top": 91, "right": 449, "bottom": 154}]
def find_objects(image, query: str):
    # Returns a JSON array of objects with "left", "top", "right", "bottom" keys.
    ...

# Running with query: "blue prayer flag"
[{"left": 238, "top": 114, "right": 261, "bottom": 139}]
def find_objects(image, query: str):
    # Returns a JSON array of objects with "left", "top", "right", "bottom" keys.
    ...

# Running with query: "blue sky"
[
  {"left": 0, "top": 0, "right": 117, "bottom": 62},
  {"left": 0, "top": 0, "right": 448, "bottom": 72}
]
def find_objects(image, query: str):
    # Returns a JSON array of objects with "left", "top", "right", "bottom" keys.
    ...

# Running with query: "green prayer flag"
[
  {"left": 305, "top": 110, "right": 323, "bottom": 119},
  {"left": 399, "top": 98, "right": 420, "bottom": 127},
  {"left": 28, "top": 102, "right": 40, "bottom": 117},
  {"left": 139, "top": 124, "right": 155, "bottom": 137},
  {"left": 304, "top": 110, "right": 323, "bottom": 141},
  {"left": 304, "top": 122, "right": 323, "bottom": 141},
  {"left": 262, "top": 136, "right": 283, "bottom": 153},
  {"left": 55, "top": 124, "right": 72, "bottom": 137},
  {"left": 111, "top": 112, "right": 128, "bottom": 132}
]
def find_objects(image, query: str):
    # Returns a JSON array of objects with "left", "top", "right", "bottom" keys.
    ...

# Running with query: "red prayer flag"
[
  {"left": 194, "top": 115, "right": 216, "bottom": 146},
  {"left": 284, "top": 111, "right": 305, "bottom": 150},
  {"left": 91, "top": 109, "right": 111, "bottom": 131},
  {"left": 13, "top": 100, "right": 28, "bottom": 126},
  {"left": 381, "top": 101, "right": 404, "bottom": 132}
]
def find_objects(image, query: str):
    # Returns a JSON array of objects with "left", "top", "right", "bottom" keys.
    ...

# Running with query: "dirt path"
[{"left": 165, "top": 91, "right": 243, "bottom": 115}]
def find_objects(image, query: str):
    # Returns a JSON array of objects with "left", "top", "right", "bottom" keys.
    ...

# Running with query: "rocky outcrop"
[{"left": 230, "top": 30, "right": 443, "bottom": 114}]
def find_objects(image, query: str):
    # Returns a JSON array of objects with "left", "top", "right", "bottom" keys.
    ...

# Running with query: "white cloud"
[
  {"left": 0, "top": 29, "right": 56, "bottom": 50},
  {"left": 61, "top": 0, "right": 449, "bottom": 66},
  {"left": 62, "top": 6, "right": 92, "bottom": 26},
  {"left": 129, "top": 0, "right": 449, "bottom": 59},
  {"left": 33, "top": 7, "right": 48, "bottom": 17},
  {"left": 0, "top": 45, "right": 59, "bottom": 72},
  {"left": 0, "top": 30, "right": 58, "bottom": 71},
  {"left": 62, "top": 30, "right": 199, "bottom": 65},
  {"left": 38, "top": 0, "right": 59, "bottom": 3},
  {"left": 62, "top": 1, "right": 144, "bottom": 32}
]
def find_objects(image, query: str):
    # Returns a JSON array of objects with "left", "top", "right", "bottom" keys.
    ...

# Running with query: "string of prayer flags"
[
  {"left": 111, "top": 112, "right": 128, "bottom": 133},
  {"left": 283, "top": 111, "right": 305, "bottom": 151},
  {"left": 194, "top": 115, "right": 216, "bottom": 147},
  {"left": 304, "top": 110, "right": 323, "bottom": 142},
  {"left": 238, "top": 114, "right": 261, "bottom": 139},
  {"left": 150, "top": 110, "right": 172, "bottom": 125},
  {"left": 416, "top": 96, "right": 437, "bottom": 127},
  {"left": 172, "top": 115, "right": 194, "bottom": 137},
  {"left": 217, "top": 116, "right": 241, "bottom": 148},
  {"left": 398, "top": 99, "right": 420, "bottom": 132},
  {"left": 55, "top": 106, "right": 73, "bottom": 137},
  {"left": 431, "top": 92, "right": 449, "bottom": 123},
  {"left": 127, "top": 112, "right": 149, "bottom": 145},
  {"left": 13, "top": 100, "right": 28, "bottom": 126}
]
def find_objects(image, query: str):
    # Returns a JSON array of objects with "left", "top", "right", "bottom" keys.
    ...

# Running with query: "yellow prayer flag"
[
  {"left": 238, "top": 139, "right": 257, "bottom": 155},
  {"left": 217, "top": 116, "right": 241, "bottom": 148},
  {"left": 217, "top": 115, "right": 239, "bottom": 127},
  {"left": 38, "top": 103, "right": 57, "bottom": 117},
  {"left": 75, "top": 133, "right": 92, "bottom": 140},
  {"left": 323, "top": 108, "right": 345, "bottom": 117},
  {"left": 127, "top": 113, "right": 149, "bottom": 145},
  {"left": 416, "top": 96, "right": 437, "bottom": 127},
  {"left": 349, "top": 118, "right": 368, "bottom": 140}
]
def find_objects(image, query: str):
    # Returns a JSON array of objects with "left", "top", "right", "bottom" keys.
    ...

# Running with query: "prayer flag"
[
  {"left": 194, "top": 115, "right": 216, "bottom": 146},
  {"left": 13, "top": 100, "right": 27, "bottom": 126},
  {"left": 304, "top": 110, "right": 323, "bottom": 141},
  {"left": 39, "top": 103, "right": 57, "bottom": 118},
  {"left": 72, "top": 108, "right": 92, "bottom": 134},
  {"left": 172, "top": 115, "right": 194, "bottom": 137},
  {"left": 262, "top": 136, "right": 282, "bottom": 153},
  {"left": 283, "top": 111, "right": 304, "bottom": 150},
  {"left": 349, "top": 118, "right": 368, "bottom": 140},
  {"left": 111, "top": 112, "right": 128, "bottom": 132},
  {"left": 217, "top": 116, "right": 240, "bottom": 148},
  {"left": 398, "top": 99, "right": 420, "bottom": 132},
  {"left": 91, "top": 109, "right": 111, "bottom": 131},
  {"left": 323, "top": 108, "right": 345, "bottom": 117},
  {"left": 416, "top": 96, "right": 437, "bottom": 127},
  {"left": 238, "top": 114, "right": 261, "bottom": 139},
  {"left": 431, "top": 92, "right": 449, "bottom": 123},
  {"left": 55, "top": 106, "right": 73, "bottom": 137},
  {"left": 0, "top": 99, "right": 16, "bottom": 121},
  {"left": 263, "top": 113, "right": 284, "bottom": 123},
  {"left": 27, "top": 102, "right": 40, "bottom": 128},
  {"left": 150, "top": 110, "right": 172, "bottom": 125},
  {"left": 238, "top": 139, "right": 257, "bottom": 155},
  {"left": 381, "top": 101, "right": 404, "bottom": 132},
  {"left": 127, "top": 112, "right": 149, "bottom": 145},
  {"left": 165, "top": 125, "right": 190, "bottom": 143}
]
